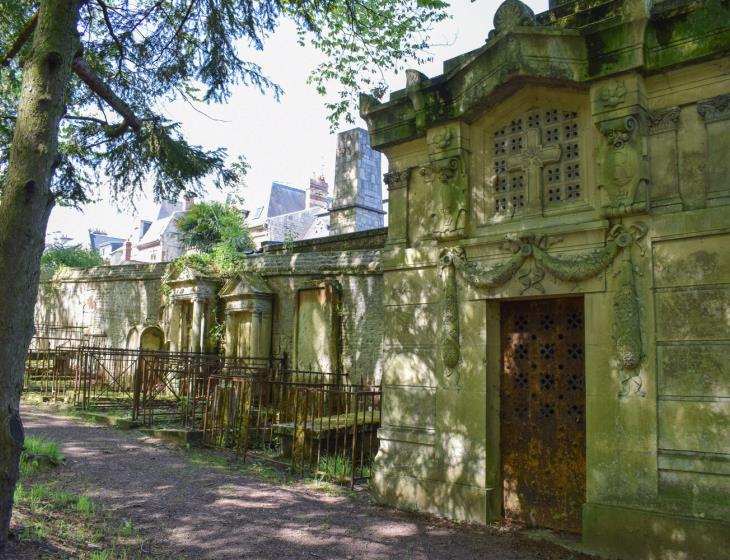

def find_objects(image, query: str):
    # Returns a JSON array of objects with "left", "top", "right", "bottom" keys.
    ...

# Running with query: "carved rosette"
[{"left": 598, "top": 81, "right": 628, "bottom": 110}]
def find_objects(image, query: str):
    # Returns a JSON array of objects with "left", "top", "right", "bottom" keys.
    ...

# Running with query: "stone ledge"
[
  {"left": 370, "top": 468, "right": 491, "bottom": 525},
  {"left": 583, "top": 502, "right": 730, "bottom": 560},
  {"left": 378, "top": 426, "right": 437, "bottom": 446}
]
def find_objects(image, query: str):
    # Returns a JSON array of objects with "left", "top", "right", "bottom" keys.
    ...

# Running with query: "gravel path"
[{"left": 11, "top": 406, "right": 591, "bottom": 559}]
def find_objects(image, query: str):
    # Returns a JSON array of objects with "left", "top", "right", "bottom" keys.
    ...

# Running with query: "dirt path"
[{"left": 12, "top": 406, "right": 590, "bottom": 559}]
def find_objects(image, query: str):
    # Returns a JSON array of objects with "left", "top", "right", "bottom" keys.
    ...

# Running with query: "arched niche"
[
  {"left": 126, "top": 327, "right": 140, "bottom": 350},
  {"left": 139, "top": 325, "right": 164, "bottom": 351}
]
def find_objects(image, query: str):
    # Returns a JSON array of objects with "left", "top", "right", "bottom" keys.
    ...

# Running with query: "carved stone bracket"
[
  {"left": 596, "top": 114, "right": 649, "bottom": 217},
  {"left": 383, "top": 169, "right": 411, "bottom": 191},
  {"left": 648, "top": 106, "right": 680, "bottom": 135},
  {"left": 422, "top": 156, "right": 469, "bottom": 242},
  {"left": 697, "top": 93, "right": 730, "bottom": 123}
]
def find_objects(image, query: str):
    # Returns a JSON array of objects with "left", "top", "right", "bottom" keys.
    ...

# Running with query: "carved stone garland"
[{"left": 439, "top": 223, "right": 647, "bottom": 390}]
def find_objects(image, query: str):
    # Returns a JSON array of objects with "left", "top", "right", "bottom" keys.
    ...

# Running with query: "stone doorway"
[{"left": 500, "top": 297, "right": 586, "bottom": 533}]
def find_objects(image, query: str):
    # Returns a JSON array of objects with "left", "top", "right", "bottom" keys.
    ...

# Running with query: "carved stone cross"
[{"left": 506, "top": 128, "right": 561, "bottom": 212}]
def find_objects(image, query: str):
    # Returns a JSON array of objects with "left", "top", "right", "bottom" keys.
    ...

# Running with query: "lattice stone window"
[{"left": 490, "top": 108, "right": 582, "bottom": 216}]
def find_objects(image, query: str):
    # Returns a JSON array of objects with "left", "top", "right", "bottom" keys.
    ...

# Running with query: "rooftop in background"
[{"left": 89, "top": 230, "right": 125, "bottom": 252}]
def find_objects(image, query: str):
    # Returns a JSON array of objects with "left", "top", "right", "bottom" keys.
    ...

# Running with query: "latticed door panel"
[{"left": 500, "top": 297, "right": 586, "bottom": 533}]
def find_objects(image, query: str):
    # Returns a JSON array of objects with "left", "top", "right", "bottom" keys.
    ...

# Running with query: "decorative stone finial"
[
  {"left": 493, "top": 0, "right": 536, "bottom": 32},
  {"left": 405, "top": 69, "right": 428, "bottom": 88},
  {"left": 359, "top": 93, "right": 381, "bottom": 117}
]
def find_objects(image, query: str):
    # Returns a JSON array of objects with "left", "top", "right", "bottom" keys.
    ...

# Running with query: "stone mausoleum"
[{"left": 35, "top": 1, "right": 730, "bottom": 558}]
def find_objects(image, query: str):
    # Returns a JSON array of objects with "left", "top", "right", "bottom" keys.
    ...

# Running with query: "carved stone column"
[
  {"left": 191, "top": 298, "right": 203, "bottom": 354},
  {"left": 168, "top": 301, "right": 180, "bottom": 353},
  {"left": 224, "top": 313, "right": 237, "bottom": 357}
]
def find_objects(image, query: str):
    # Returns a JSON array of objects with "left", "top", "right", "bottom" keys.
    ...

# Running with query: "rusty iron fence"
[
  {"left": 24, "top": 337, "right": 85, "bottom": 397},
  {"left": 74, "top": 347, "right": 280, "bottom": 425},
  {"left": 24, "top": 342, "right": 282, "bottom": 425},
  {"left": 24, "top": 340, "right": 382, "bottom": 485},
  {"left": 202, "top": 375, "right": 380, "bottom": 486}
]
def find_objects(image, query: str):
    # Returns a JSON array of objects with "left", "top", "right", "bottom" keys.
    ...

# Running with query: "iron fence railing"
[
  {"left": 24, "top": 341, "right": 382, "bottom": 485},
  {"left": 202, "top": 375, "right": 380, "bottom": 486}
]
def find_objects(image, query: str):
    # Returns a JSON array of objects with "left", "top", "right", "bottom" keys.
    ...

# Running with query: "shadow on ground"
[{"left": 13, "top": 406, "right": 590, "bottom": 560}]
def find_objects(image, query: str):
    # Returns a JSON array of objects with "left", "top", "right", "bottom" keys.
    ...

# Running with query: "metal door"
[{"left": 500, "top": 297, "right": 586, "bottom": 533}]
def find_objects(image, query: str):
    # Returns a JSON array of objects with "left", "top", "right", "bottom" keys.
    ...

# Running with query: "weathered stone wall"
[
  {"left": 240, "top": 248, "right": 384, "bottom": 385},
  {"left": 361, "top": 2, "right": 730, "bottom": 559},
  {"left": 35, "top": 263, "right": 167, "bottom": 348},
  {"left": 35, "top": 238, "right": 385, "bottom": 386}
]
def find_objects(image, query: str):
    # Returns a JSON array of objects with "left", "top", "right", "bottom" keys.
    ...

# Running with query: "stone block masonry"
[
  {"left": 35, "top": 263, "right": 167, "bottom": 348},
  {"left": 329, "top": 128, "right": 385, "bottom": 236}
]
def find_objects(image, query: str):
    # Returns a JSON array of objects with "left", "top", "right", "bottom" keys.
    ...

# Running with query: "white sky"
[{"left": 47, "top": 0, "right": 549, "bottom": 245}]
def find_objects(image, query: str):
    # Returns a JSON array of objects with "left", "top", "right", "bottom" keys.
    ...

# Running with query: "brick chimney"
[
  {"left": 307, "top": 175, "right": 329, "bottom": 209},
  {"left": 124, "top": 240, "right": 132, "bottom": 261},
  {"left": 183, "top": 191, "right": 196, "bottom": 211}
]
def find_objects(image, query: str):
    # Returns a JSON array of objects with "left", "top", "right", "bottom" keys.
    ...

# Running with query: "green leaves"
[
  {"left": 290, "top": 0, "right": 450, "bottom": 129},
  {"left": 175, "top": 200, "right": 253, "bottom": 273},
  {"left": 0, "top": 0, "right": 449, "bottom": 204},
  {"left": 41, "top": 244, "right": 105, "bottom": 273}
]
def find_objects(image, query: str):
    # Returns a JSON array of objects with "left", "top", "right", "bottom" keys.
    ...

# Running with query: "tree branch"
[
  {"left": 63, "top": 114, "right": 109, "bottom": 126},
  {"left": 96, "top": 0, "right": 125, "bottom": 76},
  {"left": 71, "top": 56, "right": 142, "bottom": 132},
  {"left": 0, "top": 12, "right": 38, "bottom": 68}
]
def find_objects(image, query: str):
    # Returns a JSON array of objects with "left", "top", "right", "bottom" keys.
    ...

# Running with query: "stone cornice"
[
  {"left": 361, "top": 0, "right": 730, "bottom": 151},
  {"left": 237, "top": 250, "right": 381, "bottom": 276}
]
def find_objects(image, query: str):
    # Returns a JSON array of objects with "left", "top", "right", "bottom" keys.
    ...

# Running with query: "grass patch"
[
  {"left": 20, "top": 435, "right": 64, "bottom": 476},
  {"left": 316, "top": 454, "right": 370, "bottom": 481},
  {"left": 11, "top": 435, "right": 151, "bottom": 559}
]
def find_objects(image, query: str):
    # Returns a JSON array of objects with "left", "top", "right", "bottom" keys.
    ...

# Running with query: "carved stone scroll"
[
  {"left": 614, "top": 250, "right": 645, "bottom": 398},
  {"left": 440, "top": 249, "right": 461, "bottom": 383}
]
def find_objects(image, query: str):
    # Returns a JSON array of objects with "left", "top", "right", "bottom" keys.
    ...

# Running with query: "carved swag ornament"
[{"left": 439, "top": 223, "right": 647, "bottom": 394}]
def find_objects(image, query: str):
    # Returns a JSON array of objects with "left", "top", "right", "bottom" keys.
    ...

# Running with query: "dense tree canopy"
[
  {"left": 0, "top": 0, "right": 449, "bottom": 547},
  {"left": 0, "top": 0, "right": 448, "bottom": 207},
  {"left": 175, "top": 200, "right": 253, "bottom": 272},
  {"left": 40, "top": 244, "right": 105, "bottom": 272}
]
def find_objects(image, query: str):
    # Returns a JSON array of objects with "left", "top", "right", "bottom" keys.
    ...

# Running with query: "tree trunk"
[{"left": 0, "top": 0, "right": 80, "bottom": 546}]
